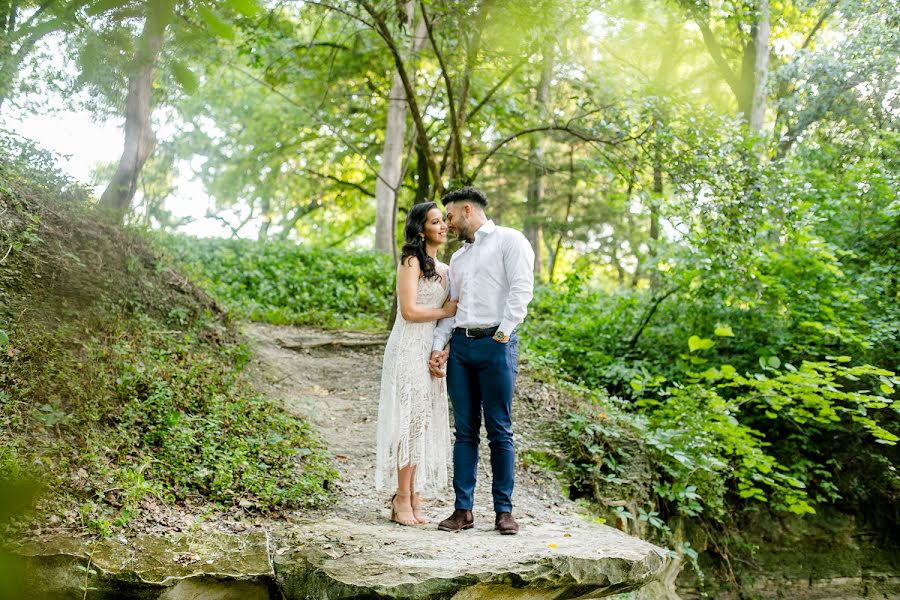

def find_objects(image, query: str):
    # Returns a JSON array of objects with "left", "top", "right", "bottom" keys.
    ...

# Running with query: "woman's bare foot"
[
  {"left": 411, "top": 493, "right": 429, "bottom": 524},
  {"left": 390, "top": 492, "right": 418, "bottom": 526}
]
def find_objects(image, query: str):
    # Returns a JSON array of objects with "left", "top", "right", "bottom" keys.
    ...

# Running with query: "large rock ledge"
[
  {"left": 276, "top": 517, "right": 667, "bottom": 599},
  {"left": 9, "top": 517, "right": 668, "bottom": 599}
]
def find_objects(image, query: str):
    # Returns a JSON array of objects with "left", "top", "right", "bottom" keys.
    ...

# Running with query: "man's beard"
[{"left": 455, "top": 222, "right": 472, "bottom": 243}]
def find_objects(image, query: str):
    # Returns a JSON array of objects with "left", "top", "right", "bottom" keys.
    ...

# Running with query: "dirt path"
[{"left": 243, "top": 322, "right": 585, "bottom": 529}]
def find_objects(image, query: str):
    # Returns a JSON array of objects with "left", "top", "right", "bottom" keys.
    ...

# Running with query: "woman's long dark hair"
[{"left": 399, "top": 202, "right": 441, "bottom": 281}]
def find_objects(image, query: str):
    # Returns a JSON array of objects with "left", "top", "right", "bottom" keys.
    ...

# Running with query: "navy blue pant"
[{"left": 446, "top": 331, "right": 519, "bottom": 513}]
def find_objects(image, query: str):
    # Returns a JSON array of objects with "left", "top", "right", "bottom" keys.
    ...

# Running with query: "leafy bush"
[
  {"left": 524, "top": 221, "right": 898, "bottom": 558},
  {"left": 538, "top": 309, "right": 898, "bottom": 533},
  {"left": 157, "top": 235, "right": 395, "bottom": 330}
]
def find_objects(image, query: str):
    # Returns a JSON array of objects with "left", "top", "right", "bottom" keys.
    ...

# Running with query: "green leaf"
[
  {"left": 688, "top": 335, "right": 714, "bottom": 352},
  {"left": 714, "top": 325, "right": 734, "bottom": 337},
  {"left": 224, "top": 0, "right": 263, "bottom": 17},
  {"left": 0, "top": 329, "right": 7, "bottom": 348},
  {"left": 198, "top": 5, "right": 236, "bottom": 39},
  {"left": 767, "top": 356, "right": 781, "bottom": 369},
  {"left": 629, "top": 380, "right": 643, "bottom": 391},
  {"left": 86, "top": 0, "right": 128, "bottom": 16},
  {"left": 879, "top": 383, "right": 894, "bottom": 395},
  {"left": 826, "top": 355, "right": 852, "bottom": 363},
  {"left": 171, "top": 61, "right": 198, "bottom": 94}
]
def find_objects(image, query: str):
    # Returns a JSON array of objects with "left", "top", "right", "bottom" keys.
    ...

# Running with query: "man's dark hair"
[{"left": 440, "top": 186, "right": 488, "bottom": 208}]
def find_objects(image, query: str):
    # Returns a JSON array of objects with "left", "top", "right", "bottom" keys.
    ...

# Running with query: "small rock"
[{"left": 173, "top": 552, "right": 200, "bottom": 565}]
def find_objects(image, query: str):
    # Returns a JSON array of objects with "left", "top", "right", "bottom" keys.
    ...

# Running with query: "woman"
[{"left": 375, "top": 202, "right": 456, "bottom": 526}]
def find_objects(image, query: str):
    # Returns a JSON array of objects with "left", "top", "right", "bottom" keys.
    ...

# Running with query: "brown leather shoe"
[
  {"left": 437, "top": 509, "right": 473, "bottom": 532},
  {"left": 495, "top": 512, "right": 519, "bottom": 535}
]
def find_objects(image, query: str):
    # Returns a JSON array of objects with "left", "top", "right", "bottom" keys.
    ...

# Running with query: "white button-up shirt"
[{"left": 432, "top": 220, "right": 535, "bottom": 351}]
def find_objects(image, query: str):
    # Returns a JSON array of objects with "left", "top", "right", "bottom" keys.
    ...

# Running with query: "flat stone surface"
[{"left": 274, "top": 516, "right": 666, "bottom": 598}]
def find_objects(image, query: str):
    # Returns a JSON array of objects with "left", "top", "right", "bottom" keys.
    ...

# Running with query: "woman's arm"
[{"left": 398, "top": 257, "right": 457, "bottom": 322}]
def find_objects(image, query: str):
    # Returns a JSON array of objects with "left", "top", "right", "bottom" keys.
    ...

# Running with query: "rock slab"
[
  {"left": 274, "top": 516, "right": 668, "bottom": 599},
  {"left": 11, "top": 517, "right": 668, "bottom": 599}
]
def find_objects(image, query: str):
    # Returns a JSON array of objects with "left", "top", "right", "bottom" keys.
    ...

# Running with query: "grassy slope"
[{"left": 0, "top": 138, "right": 335, "bottom": 535}]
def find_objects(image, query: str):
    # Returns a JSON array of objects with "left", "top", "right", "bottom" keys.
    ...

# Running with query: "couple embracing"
[{"left": 375, "top": 187, "right": 535, "bottom": 536}]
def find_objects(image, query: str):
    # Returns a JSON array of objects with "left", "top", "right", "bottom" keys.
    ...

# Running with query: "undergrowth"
[
  {"left": 0, "top": 132, "right": 335, "bottom": 535},
  {"left": 157, "top": 234, "right": 395, "bottom": 330}
]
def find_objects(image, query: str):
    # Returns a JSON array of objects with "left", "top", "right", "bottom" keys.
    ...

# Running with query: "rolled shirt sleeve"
[
  {"left": 432, "top": 315, "right": 455, "bottom": 351},
  {"left": 499, "top": 232, "right": 535, "bottom": 336}
]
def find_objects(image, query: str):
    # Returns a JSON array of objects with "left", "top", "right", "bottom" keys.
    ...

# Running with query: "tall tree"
[
  {"left": 99, "top": 0, "right": 167, "bottom": 219},
  {"left": 684, "top": 0, "right": 775, "bottom": 128},
  {"left": 524, "top": 41, "right": 554, "bottom": 278},
  {"left": 374, "top": 0, "right": 426, "bottom": 256}
]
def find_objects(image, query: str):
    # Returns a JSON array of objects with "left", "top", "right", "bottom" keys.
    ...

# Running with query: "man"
[{"left": 429, "top": 186, "right": 535, "bottom": 535}]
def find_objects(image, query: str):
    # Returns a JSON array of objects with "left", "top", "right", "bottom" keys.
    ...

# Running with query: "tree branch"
[
  {"left": 291, "top": 40, "right": 351, "bottom": 52},
  {"left": 18, "top": 0, "right": 55, "bottom": 32},
  {"left": 627, "top": 287, "right": 680, "bottom": 352},
  {"left": 302, "top": 0, "right": 375, "bottom": 29},
  {"left": 226, "top": 62, "right": 389, "bottom": 188},
  {"left": 11, "top": 15, "right": 65, "bottom": 60},
  {"left": 419, "top": 0, "right": 463, "bottom": 181},
  {"left": 469, "top": 124, "right": 646, "bottom": 181},
  {"left": 801, "top": 0, "right": 838, "bottom": 50},
  {"left": 205, "top": 208, "right": 255, "bottom": 239},
  {"left": 359, "top": 0, "right": 444, "bottom": 195},
  {"left": 468, "top": 53, "right": 530, "bottom": 121},
  {"left": 694, "top": 16, "right": 742, "bottom": 99},
  {"left": 301, "top": 168, "right": 375, "bottom": 197}
]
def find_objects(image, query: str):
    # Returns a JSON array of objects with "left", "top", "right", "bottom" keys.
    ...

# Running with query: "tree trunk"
[
  {"left": 99, "top": 11, "right": 165, "bottom": 222},
  {"left": 524, "top": 43, "right": 554, "bottom": 279},
  {"left": 258, "top": 195, "right": 271, "bottom": 241},
  {"left": 650, "top": 162, "right": 661, "bottom": 245},
  {"left": 374, "top": 3, "right": 427, "bottom": 255},
  {"left": 612, "top": 239, "right": 625, "bottom": 286},
  {"left": 415, "top": 141, "right": 430, "bottom": 204},
  {"left": 549, "top": 145, "right": 576, "bottom": 283},
  {"left": 749, "top": 0, "right": 770, "bottom": 131}
]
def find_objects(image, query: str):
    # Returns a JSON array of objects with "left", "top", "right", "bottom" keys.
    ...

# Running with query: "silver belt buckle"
[{"left": 465, "top": 328, "right": 475, "bottom": 338}]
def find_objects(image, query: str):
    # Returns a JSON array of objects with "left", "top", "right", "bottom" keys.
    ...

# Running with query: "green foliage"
[
  {"left": 2, "top": 313, "right": 335, "bottom": 513},
  {"left": 0, "top": 135, "right": 336, "bottom": 534},
  {"left": 544, "top": 319, "right": 898, "bottom": 528},
  {"left": 158, "top": 235, "right": 395, "bottom": 330}
]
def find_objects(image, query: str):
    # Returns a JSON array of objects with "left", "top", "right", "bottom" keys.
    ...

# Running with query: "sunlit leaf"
[
  {"left": 688, "top": 335, "right": 714, "bottom": 352},
  {"left": 198, "top": 5, "right": 236, "bottom": 40},
  {"left": 171, "top": 61, "right": 198, "bottom": 94},
  {"left": 224, "top": 0, "right": 263, "bottom": 17},
  {"left": 714, "top": 325, "right": 734, "bottom": 337}
]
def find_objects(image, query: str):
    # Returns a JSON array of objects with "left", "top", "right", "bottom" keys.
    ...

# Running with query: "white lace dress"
[{"left": 375, "top": 262, "right": 451, "bottom": 498}]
